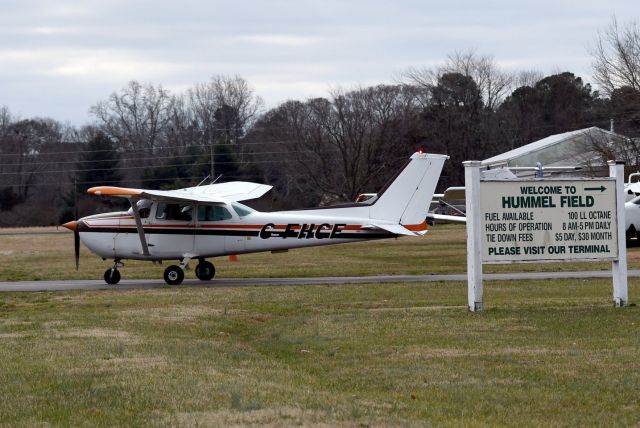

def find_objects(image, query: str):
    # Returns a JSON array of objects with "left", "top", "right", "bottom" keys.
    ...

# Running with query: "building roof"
[{"left": 482, "top": 127, "right": 622, "bottom": 167}]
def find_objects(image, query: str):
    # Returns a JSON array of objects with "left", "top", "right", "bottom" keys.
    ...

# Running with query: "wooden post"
[
  {"left": 464, "top": 161, "right": 483, "bottom": 311},
  {"left": 609, "top": 160, "right": 628, "bottom": 307}
]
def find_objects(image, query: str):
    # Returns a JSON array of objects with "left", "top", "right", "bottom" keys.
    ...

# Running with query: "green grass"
[
  {"left": 1, "top": 225, "right": 640, "bottom": 425},
  {"left": 0, "top": 280, "right": 639, "bottom": 426}
]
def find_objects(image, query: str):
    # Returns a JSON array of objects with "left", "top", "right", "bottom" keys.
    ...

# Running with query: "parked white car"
[{"left": 625, "top": 195, "right": 640, "bottom": 243}]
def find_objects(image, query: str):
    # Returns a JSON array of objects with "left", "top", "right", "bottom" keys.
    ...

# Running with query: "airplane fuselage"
[
  {"left": 78, "top": 204, "right": 403, "bottom": 261},
  {"left": 65, "top": 151, "right": 446, "bottom": 285}
]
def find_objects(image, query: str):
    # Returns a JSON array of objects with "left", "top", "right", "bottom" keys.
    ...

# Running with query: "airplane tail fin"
[{"left": 369, "top": 152, "right": 448, "bottom": 227}]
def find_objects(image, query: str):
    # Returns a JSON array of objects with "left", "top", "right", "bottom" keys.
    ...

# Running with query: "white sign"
[{"left": 480, "top": 179, "right": 618, "bottom": 262}]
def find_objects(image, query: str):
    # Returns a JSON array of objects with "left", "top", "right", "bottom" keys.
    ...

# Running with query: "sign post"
[
  {"left": 609, "top": 161, "right": 628, "bottom": 306},
  {"left": 464, "top": 161, "right": 627, "bottom": 310},
  {"left": 464, "top": 161, "right": 483, "bottom": 312}
]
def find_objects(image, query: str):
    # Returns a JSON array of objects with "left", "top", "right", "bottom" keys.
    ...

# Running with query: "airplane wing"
[
  {"left": 433, "top": 186, "right": 465, "bottom": 201},
  {"left": 87, "top": 181, "right": 272, "bottom": 203},
  {"left": 427, "top": 213, "right": 467, "bottom": 224}
]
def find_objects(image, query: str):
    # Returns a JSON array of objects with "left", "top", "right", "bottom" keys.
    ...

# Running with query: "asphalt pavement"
[{"left": 0, "top": 270, "right": 638, "bottom": 292}]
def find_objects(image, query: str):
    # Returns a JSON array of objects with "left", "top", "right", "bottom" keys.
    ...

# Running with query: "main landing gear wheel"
[
  {"left": 164, "top": 265, "right": 184, "bottom": 286},
  {"left": 104, "top": 268, "right": 121, "bottom": 285},
  {"left": 195, "top": 261, "right": 215, "bottom": 281}
]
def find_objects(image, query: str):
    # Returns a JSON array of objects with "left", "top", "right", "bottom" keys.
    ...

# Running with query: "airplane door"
[
  {"left": 147, "top": 202, "right": 195, "bottom": 258},
  {"left": 195, "top": 204, "right": 245, "bottom": 255},
  {"left": 114, "top": 200, "right": 153, "bottom": 259}
]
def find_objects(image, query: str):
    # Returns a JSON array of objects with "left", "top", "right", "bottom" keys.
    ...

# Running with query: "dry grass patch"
[{"left": 119, "top": 305, "right": 225, "bottom": 322}]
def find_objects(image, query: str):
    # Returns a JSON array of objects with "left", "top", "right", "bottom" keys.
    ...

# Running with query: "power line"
[
  {"left": 0, "top": 147, "right": 338, "bottom": 168},
  {"left": 0, "top": 113, "right": 638, "bottom": 159},
  {"left": 0, "top": 137, "right": 299, "bottom": 158}
]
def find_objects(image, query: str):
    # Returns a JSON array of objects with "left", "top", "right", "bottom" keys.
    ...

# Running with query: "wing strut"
[{"left": 129, "top": 199, "right": 150, "bottom": 256}]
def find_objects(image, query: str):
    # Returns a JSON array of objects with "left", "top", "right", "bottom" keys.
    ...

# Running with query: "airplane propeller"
[
  {"left": 62, "top": 187, "right": 80, "bottom": 270},
  {"left": 61, "top": 219, "right": 80, "bottom": 270},
  {"left": 74, "top": 204, "right": 80, "bottom": 270}
]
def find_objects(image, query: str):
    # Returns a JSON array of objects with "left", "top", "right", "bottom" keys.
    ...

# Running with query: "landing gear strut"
[
  {"left": 195, "top": 260, "right": 215, "bottom": 281},
  {"left": 104, "top": 260, "right": 122, "bottom": 285}
]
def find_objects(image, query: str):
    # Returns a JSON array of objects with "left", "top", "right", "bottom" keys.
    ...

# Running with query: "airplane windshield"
[{"left": 232, "top": 203, "right": 254, "bottom": 217}]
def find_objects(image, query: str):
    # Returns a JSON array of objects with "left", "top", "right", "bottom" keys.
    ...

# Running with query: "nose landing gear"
[{"left": 104, "top": 260, "right": 123, "bottom": 285}]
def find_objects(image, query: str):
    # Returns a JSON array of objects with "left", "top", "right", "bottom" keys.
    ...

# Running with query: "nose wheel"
[
  {"left": 104, "top": 267, "right": 121, "bottom": 285},
  {"left": 104, "top": 260, "right": 123, "bottom": 285}
]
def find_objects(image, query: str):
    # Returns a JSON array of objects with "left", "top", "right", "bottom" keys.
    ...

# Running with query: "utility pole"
[{"left": 210, "top": 135, "right": 215, "bottom": 179}]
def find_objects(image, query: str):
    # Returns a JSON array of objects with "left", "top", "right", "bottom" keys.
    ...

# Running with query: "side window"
[
  {"left": 198, "top": 205, "right": 233, "bottom": 222},
  {"left": 156, "top": 203, "right": 192, "bottom": 221}
]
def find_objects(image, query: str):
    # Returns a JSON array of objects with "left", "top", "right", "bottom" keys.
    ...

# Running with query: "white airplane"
[{"left": 63, "top": 151, "right": 449, "bottom": 285}]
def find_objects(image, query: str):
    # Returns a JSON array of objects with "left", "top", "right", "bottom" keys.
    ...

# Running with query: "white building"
[{"left": 482, "top": 127, "right": 635, "bottom": 177}]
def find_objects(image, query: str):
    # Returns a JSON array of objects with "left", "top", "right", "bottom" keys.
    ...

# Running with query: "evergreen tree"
[
  {"left": 76, "top": 132, "right": 122, "bottom": 192},
  {"left": 59, "top": 133, "right": 122, "bottom": 222}
]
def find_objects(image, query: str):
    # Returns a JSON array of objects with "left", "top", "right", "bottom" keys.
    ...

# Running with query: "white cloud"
[
  {"left": 238, "top": 34, "right": 321, "bottom": 47},
  {"left": 0, "top": 0, "right": 638, "bottom": 124}
]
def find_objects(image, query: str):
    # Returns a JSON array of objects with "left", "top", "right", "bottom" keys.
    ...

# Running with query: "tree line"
[{"left": 1, "top": 18, "right": 639, "bottom": 226}]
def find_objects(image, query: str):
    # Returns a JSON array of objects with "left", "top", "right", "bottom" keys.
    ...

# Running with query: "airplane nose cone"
[{"left": 62, "top": 220, "right": 78, "bottom": 232}]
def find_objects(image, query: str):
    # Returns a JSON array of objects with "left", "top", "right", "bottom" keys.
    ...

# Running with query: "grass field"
[
  {"left": 1, "top": 225, "right": 640, "bottom": 426},
  {"left": 1, "top": 280, "right": 639, "bottom": 426}
]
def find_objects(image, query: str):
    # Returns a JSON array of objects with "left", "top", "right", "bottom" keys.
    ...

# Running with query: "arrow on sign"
[{"left": 584, "top": 186, "right": 606, "bottom": 192}]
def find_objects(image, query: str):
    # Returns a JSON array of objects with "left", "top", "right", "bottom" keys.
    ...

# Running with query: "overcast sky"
[{"left": 0, "top": 0, "right": 638, "bottom": 125}]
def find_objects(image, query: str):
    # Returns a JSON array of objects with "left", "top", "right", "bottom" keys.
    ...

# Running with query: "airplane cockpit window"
[
  {"left": 155, "top": 203, "right": 193, "bottom": 221},
  {"left": 232, "top": 203, "right": 254, "bottom": 217},
  {"left": 198, "top": 205, "right": 233, "bottom": 222},
  {"left": 127, "top": 199, "right": 152, "bottom": 219}
]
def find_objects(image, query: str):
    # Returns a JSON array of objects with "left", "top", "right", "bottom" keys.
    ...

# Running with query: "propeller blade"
[
  {"left": 74, "top": 202, "right": 79, "bottom": 270},
  {"left": 74, "top": 228, "right": 80, "bottom": 270}
]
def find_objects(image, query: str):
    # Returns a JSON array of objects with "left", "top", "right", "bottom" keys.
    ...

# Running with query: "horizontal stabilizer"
[{"left": 362, "top": 223, "right": 420, "bottom": 236}]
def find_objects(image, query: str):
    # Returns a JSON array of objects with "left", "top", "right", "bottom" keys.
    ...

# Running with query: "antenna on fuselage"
[
  {"left": 196, "top": 175, "right": 211, "bottom": 187},
  {"left": 210, "top": 174, "right": 223, "bottom": 184}
]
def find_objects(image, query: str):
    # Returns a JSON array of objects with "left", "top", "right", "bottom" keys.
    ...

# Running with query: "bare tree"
[
  {"left": 515, "top": 69, "right": 544, "bottom": 88},
  {"left": 0, "top": 106, "right": 11, "bottom": 133},
  {"left": 404, "top": 50, "right": 514, "bottom": 110},
  {"left": 0, "top": 118, "right": 62, "bottom": 201},
  {"left": 90, "top": 81, "right": 172, "bottom": 155},
  {"left": 591, "top": 17, "right": 640, "bottom": 95},
  {"left": 189, "top": 75, "right": 263, "bottom": 144},
  {"left": 246, "top": 85, "right": 424, "bottom": 206}
]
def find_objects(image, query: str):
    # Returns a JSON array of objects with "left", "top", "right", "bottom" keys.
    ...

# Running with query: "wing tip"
[{"left": 87, "top": 186, "right": 142, "bottom": 197}]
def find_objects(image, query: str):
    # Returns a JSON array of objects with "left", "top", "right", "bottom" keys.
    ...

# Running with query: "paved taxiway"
[{"left": 1, "top": 270, "right": 639, "bottom": 292}]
